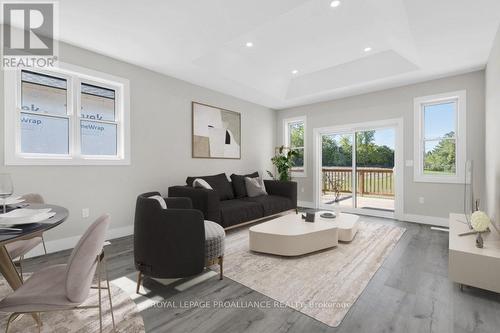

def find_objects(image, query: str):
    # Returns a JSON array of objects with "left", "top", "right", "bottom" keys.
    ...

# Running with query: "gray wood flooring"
[{"left": 22, "top": 214, "right": 500, "bottom": 333}]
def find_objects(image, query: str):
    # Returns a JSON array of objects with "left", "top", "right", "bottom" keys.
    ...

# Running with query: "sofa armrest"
[
  {"left": 165, "top": 197, "right": 193, "bottom": 209},
  {"left": 168, "top": 186, "right": 221, "bottom": 223},
  {"left": 264, "top": 180, "right": 297, "bottom": 208}
]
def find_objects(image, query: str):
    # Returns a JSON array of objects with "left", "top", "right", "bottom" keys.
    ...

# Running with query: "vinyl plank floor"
[{"left": 20, "top": 214, "right": 500, "bottom": 333}]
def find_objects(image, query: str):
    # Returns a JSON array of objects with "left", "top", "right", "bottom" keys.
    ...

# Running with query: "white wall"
[
  {"left": 277, "top": 71, "right": 485, "bottom": 220},
  {"left": 0, "top": 42, "right": 276, "bottom": 249},
  {"left": 485, "top": 26, "right": 500, "bottom": 223}
]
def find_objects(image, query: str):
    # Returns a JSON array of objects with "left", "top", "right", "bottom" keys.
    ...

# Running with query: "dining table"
[{"left": 0, "top": 203, "right": 68, "bottom": 325}]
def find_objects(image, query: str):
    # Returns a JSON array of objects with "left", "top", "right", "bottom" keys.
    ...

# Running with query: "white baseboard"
[
  {"left": 402, "top": 214, "right": 448, "bottom": 227},
  {"left": 25, "top": 224, "right": 134, "bottom": 259},
  {"left": 24, "top": 212, "right": 447, "bottom": 259},
  {"left": 298, "top": 201, "right": 315, "bottom": 208}
]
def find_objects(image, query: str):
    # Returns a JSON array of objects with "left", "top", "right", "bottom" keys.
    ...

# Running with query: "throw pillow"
[
  {"left": 193, "top": 178, "right": 213, "bottom": 190},
  {"left": 149, "top": 195, "right": 167, "bottom": 209},
  {"left": 186, "top": 173, "right": 234, "bottom": 200},
  {"left": 230, "top": 172, "right": 259, "bottom": 198},
  {"left": 245, "top": 177, "right": 268, "bottom": 197}
]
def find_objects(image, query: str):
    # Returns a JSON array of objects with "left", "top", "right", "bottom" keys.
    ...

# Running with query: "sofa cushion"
[
  {"left": 193, "top": 178, "right": 213, "bottom": 190},
  {"left": 245, "top": 177, "right": 267, "bottom": 197},
  {"left": 186, "top": 173, "right": 234, "bottom": 200},
  {"left": 230, "top": 172, "right": 259, "bottom": 198},
  {"left": 148, "top": 195, "right": 167, "bottom": 209},
  {"left": 244, "top": 195, "right": 294, "bottom": 216},
  {"left": 219, "top": 199, "right": 264, "bottom": 228}
]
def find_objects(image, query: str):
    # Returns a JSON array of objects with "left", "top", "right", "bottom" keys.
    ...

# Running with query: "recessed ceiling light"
[
  {"left": 364, "top": 47, "right": 372, "bottom": 52},
  {"left": 292, "top": 70, "right": 299, "bottom": 75},
  {"left": 246, "top": 42, "right": 253, "bottom": 47},
  {"left": 330, "top": 0, "right": 341, "bottom": 8}
]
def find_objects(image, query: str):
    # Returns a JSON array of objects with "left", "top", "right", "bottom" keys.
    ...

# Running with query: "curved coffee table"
[
  {"left": 249, "top": 212, "right": 359, "bottom": 256},
  {"left": 249, "top": 214, "right": 338, "bottom": 256}
]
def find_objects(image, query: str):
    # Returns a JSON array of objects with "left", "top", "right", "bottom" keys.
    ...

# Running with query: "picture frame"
[{"left": 192, "top": 102, "right": 241, "bottom": 159}]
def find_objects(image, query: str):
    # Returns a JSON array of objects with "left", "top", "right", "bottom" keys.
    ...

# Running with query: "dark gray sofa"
[{"left": 168, "top": 173, "right": 297, "bottom": 228}]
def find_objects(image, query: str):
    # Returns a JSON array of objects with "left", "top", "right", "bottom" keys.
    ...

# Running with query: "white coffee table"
[
  {"left": 317, "top": 212, "right": 359, "bottom": 242},
  {"left": 248, "top": 213, "right": 338, "bottom": 256},
  {"left": 249, "top": 212, "right": 359, "bottom": 256}
]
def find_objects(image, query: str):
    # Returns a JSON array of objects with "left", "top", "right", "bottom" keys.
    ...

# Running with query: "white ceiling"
[{"left": 58, "top": 0, "right": 500, "bottom": 109}]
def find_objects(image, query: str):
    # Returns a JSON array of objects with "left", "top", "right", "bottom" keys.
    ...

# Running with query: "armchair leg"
[
  {"left": 218, "top": 256, "right": 224, "bottom": 280},
  {"left": 41, "top": 235, "right": 48, "bottom": 255},
  {"left": 136, "top": 271, "right": 143, "bottom": 294}
]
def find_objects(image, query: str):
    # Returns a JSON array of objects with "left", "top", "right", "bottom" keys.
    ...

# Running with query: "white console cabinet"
[{"left": 449, "top": 213, "right": 500, "bottom": 293}]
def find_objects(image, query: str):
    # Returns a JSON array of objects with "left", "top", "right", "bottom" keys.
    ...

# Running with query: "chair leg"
[
  {"left": 5, "top": 313, "right": 19, "bottom": 333},
  {"left": 103, "top": 256, "right": 116, "bottom": 331},
  {"left": 218, "top": 256, "right": 224, "bottom": 280},
  {"left": 136, "top": 271, "right": 143, "bottom": 294},
  {"left": 97, "top": 258, "right": 103, "bottom": 333},
  {"left": 18, "top": 256, "right": 24, "bottom": 283},
  {"left": 41, "top": 235, "right": 48, "bottom": 255}
]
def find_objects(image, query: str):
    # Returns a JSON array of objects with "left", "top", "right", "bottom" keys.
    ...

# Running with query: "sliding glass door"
[
  {"left": 321, "top": 133, "right": 354, "bottom": 208},
  {"left": 318, "top": 122, "right": 399, "bottom": 217},
  {"left": 355, "top": 128, "right": 395, "bottom": 212}
]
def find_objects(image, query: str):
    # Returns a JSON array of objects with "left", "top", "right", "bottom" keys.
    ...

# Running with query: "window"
[
  {"left": 414, "top": 91, "right": 466, "bottom": 183},
  {"left": 284, "top": 116, "right": 306, "bottom": 175},
  {"left": 4, "top": 63, "right": 130, "bottom": 165}
]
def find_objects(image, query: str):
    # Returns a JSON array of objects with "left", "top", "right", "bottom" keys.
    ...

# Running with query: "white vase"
[{"left": 334, "top": 202, "right": 341, "bottom": 217}]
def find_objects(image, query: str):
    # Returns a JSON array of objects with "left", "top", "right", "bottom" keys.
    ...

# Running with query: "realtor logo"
[{"left": 1, "top": 1, "right": 58, "bottom": 69}]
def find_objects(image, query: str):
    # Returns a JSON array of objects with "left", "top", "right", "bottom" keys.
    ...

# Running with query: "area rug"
[
  {"left": 0, "top": 275, "right": 145, "bottom": 332},
  {"left": 223, "top": 220, "right": 405, "bottom": 327}
]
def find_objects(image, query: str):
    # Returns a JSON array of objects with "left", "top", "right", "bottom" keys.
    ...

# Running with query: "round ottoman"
[{"left": 204, "top": 220, "right": 225, "bottom": 279}]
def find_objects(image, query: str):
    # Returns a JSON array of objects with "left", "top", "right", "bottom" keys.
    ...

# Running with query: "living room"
[{"left": 0, "top": 1, "right": 499, "bottom": 332}]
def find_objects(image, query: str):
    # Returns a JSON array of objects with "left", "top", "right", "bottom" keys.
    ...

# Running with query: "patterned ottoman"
[{"left": 204, "top": 220, "right": 225, "bottom": 279}]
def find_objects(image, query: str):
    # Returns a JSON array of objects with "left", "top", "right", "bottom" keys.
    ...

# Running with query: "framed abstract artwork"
[{"left": 192, "top": 102, "right": 241, "bottom": 159}]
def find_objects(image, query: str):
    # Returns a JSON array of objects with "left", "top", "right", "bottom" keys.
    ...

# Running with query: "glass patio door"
[
  {"left": 355, "top": 128, "right": 395, "bottom": 212},
  {"left": 320, "top": 127, "right": 396, "bottom": 214},
  {"left": 320, "top": 132, "right": 354, "bottom": 209}
]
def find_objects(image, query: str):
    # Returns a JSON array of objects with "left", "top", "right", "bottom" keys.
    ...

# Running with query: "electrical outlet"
[
  {"left": 82, "top": 208, "right": 90, "bottom": 218},
  {"left": 301, "top": 187, "right": 305, "bottom": 193},
  {"left": 419, "top": 197, "right": 425, "bottom": 204}
]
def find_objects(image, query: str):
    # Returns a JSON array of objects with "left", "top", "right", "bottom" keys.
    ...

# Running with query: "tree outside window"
[{"left": 288, "top": 121, "right": 304, "bottom": 171}]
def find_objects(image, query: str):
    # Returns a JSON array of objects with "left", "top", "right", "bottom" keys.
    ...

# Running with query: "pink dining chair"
[
  {"left": 5, "top": 193, "right": 48, "bottom": 281},
  {"left": 0, "top": 214, "right": 115, "bottom": 333}
]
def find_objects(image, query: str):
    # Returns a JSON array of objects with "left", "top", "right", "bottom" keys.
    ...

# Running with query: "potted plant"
[{"left": 269, "top": 146, "right": 299, "bottom": 181}]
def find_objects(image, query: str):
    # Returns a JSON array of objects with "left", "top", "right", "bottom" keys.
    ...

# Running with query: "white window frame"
[
  {"left": 283, "top": 116, "right": 306, "bottom": 177},
  {"left": 4, "top": 62, "right": 130, "bottom": 165},
  {"left": 413, "top": 90, "right": 466, "bottom": 183}
]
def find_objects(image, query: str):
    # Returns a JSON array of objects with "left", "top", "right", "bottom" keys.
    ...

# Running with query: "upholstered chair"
[
  {"left": 5, "top": 193, "right": 48, "bottom": 281},
  {"left": 0, "top": 214, "right": 115, "bottom": 333},
  {"left": 134, "top": 192, "right": 225, "bottom": 294}
]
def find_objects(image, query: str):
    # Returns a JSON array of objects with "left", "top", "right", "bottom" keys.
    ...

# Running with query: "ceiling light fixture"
[
  {"left": 292, "top": 70, "right": 299, "bottom": 75},
  {"left": 330, "top": 0, "right": 341, "bottom": 8},
  {"left": 246, "top": 42, "right": 253, "bottom": 47},
  {"left": 364, "top": 47, "right": 372, "bottom": 52}
]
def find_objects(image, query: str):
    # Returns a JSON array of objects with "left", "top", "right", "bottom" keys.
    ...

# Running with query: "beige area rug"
[
  {"left": 0, "top": 275, "right": 145, "bottom": 332},
  {"left": 224, "top": 220, "right": 405, "bottom": 327}
]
